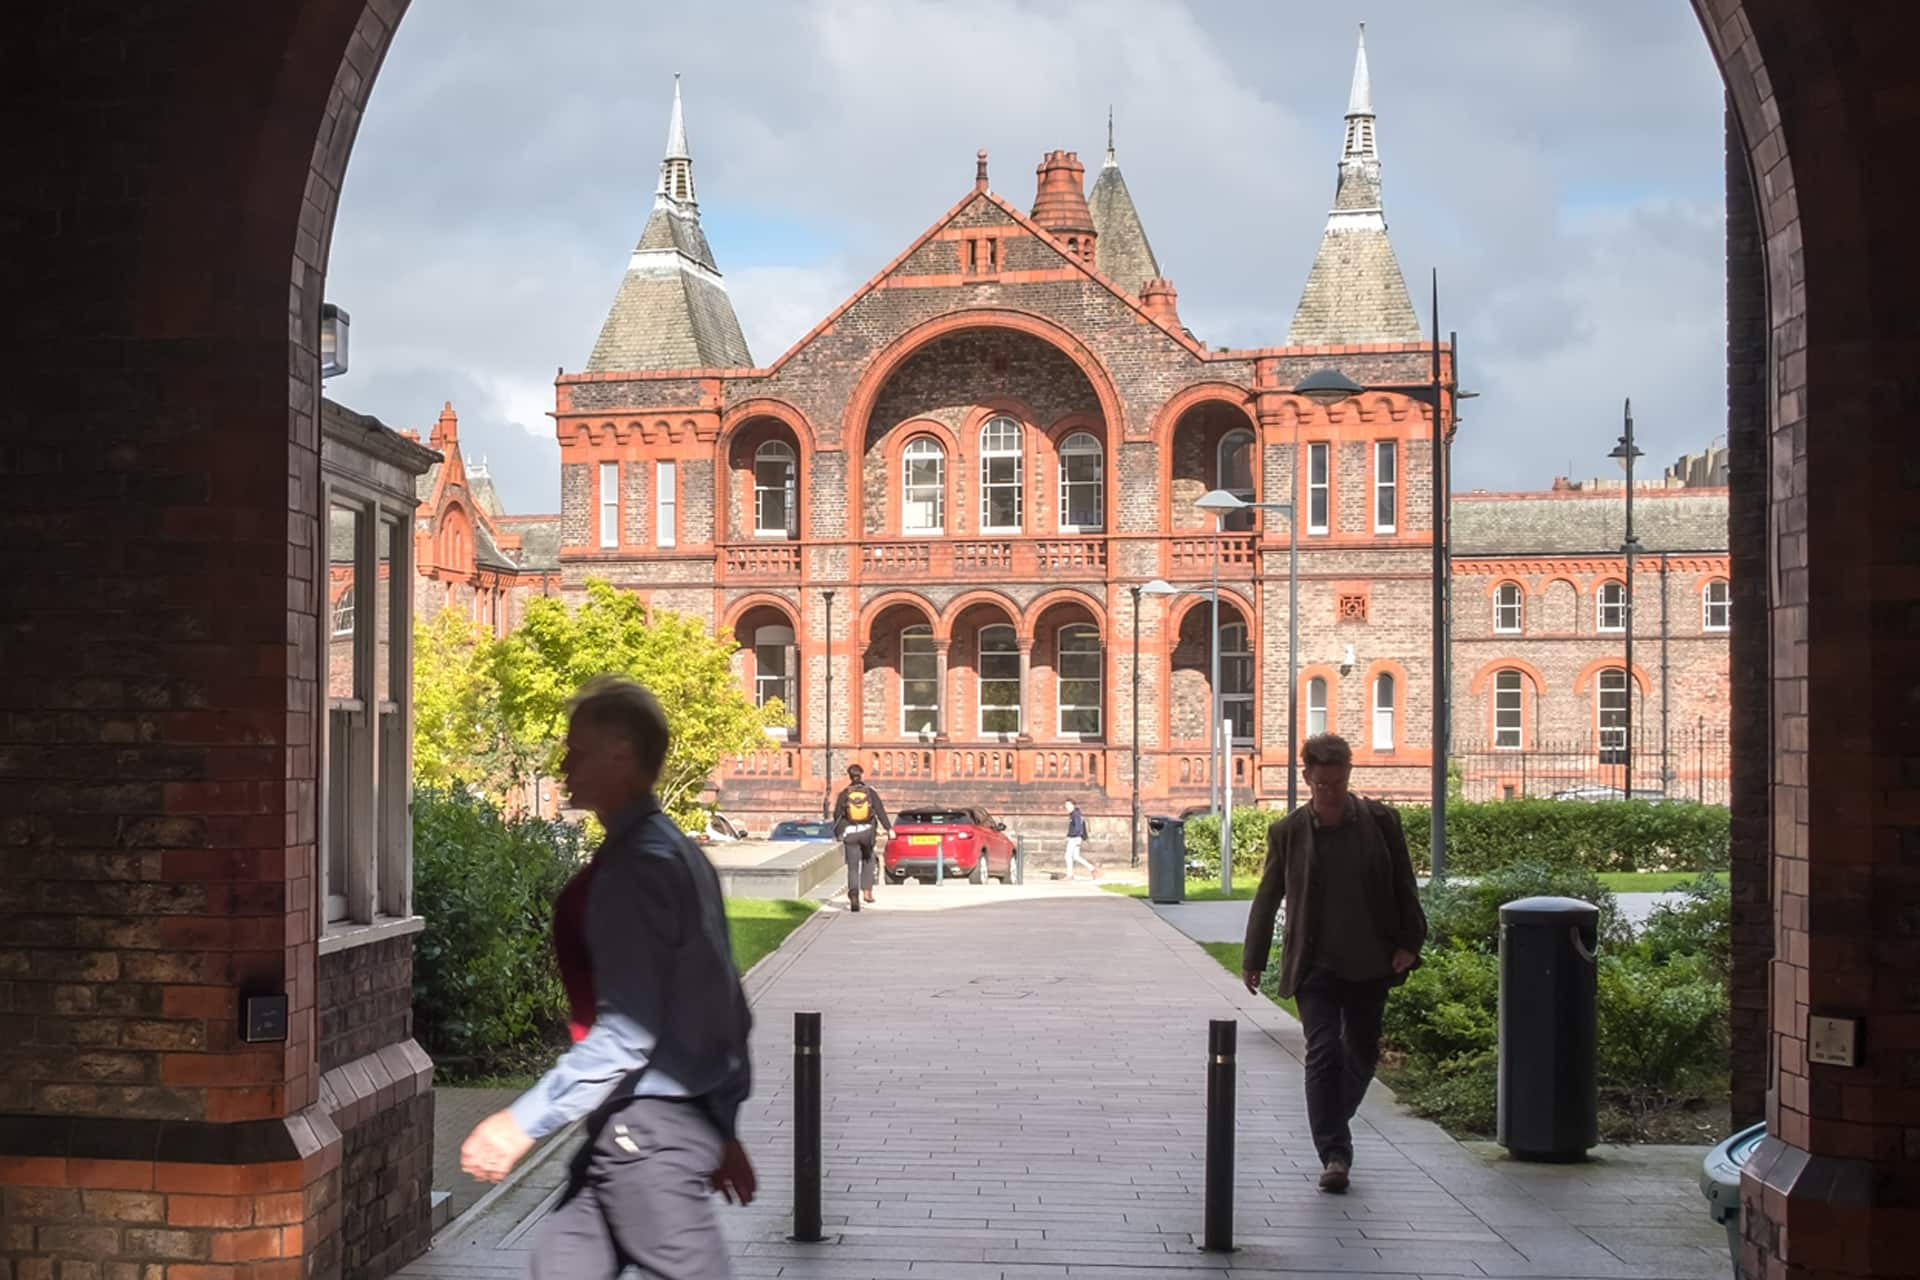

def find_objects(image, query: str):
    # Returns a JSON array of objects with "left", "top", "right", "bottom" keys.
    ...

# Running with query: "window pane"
[
  {"left": 1060, "top": 707, "right": 1101, "bottom": 736},
  {"left": 656, "top": 461, "right": 676, "bottom": 547},
  {"left": 1374, "top": 441, "right": 1396, "bottom": 531},
  {"left": 1373, "top": 675, "right": 1394, "bottom": 750},
  {"left": 1306, "top": 677, "right": 1328, "bottom": 737},
  {"left": 599, "top": 461, "right": 618, "bottom": 548},
  {"left": 1308, "top": 443, "right": 1329, "bottom": 531},
  {"left": 1494, "top": 670, "right": 1522, "bottom": 748},
  {"left": 376, "top": 520, "right": 395, "bottom": 704},
  {"left": 328, "top": 505, "right": 359, "bottom": 700}
]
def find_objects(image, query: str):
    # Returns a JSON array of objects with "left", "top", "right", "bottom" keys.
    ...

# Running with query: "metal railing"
[{"left": 1453, "top": 724, "right": 1731, "bottom": 805}]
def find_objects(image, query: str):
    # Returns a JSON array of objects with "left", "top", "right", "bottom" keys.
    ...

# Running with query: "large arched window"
[
  {"left": 1597, "top": 580, "right": 1626, "bottom": 633},
  {"left": 754, "top": 440, "right": 796, "bottom": 537},
  {"left": 901, "top": 625, "right": 939, "bottom": 736},
  {"left": 1702, "top": 579, "right": 1730, "bottom": 632},
  {"left": 1494, "top": 582, "right": 1524, "bottom": 634},
  {"left": 1217, "top": 429, "right": 1255, "bottom": 532},
  {"left": 1220, "top": 621, "right": 1253, "bottom": 743},
  {"left": 1494, "top": 669, "right": 1524, "bottom": 749},
  {"left": 902, "top": 437, "right": 945, "bottom": 534},
  {"left": 1057, "top": 432, "right": 1103, "bottom": 532},
  {"left": 1057, "top": 623, "right": 1102, "bottom": 737},
  {"left": 1372, "top": 673, "right": 1396, "bottom": 751},
  {"left": 979, "top": 416, "right": 1023, "bottom": 533},
  {"left": 753, "top": 624, "right": 794, "bottom": 714},
  {"left": 1306, "top": 676, "right": 1329, "bottom": 738},
  {"left": 977, "top": 624, "right": 1021, "bottom": 735}
]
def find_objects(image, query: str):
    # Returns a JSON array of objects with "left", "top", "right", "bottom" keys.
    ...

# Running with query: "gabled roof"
[
  {"left": 1087, "top": 118, "right": 1160, "bottom": 295},
  {"left": 1451, "top": 490, "right": 1729, "bottom": 556}
]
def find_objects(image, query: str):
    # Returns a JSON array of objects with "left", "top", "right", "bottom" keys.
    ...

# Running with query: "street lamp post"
[
  {"left": 822, "top": 589, "right": 835, "bottom": 820},
  {"left": 1141, "top": 577, "right": 1228, "bottom": 892},
  {"left": 1609, "top": 403, "right": 1644, "bottom": 801},
  {"left": 1197, "top": 492, "right": 1302, "bottom": 812},
  {"left": 1130, "top": 583, "right": 1143, "bottom": 868}
]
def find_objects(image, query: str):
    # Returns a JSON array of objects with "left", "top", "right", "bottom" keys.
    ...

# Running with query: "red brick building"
[{"left": 555, "top": 49, "right": 1457, "bottom": 852}]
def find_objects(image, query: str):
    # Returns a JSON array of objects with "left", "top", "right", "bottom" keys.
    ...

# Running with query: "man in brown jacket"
[{"left": 1242, "top": 733, "right": 1426, "bottom": 1193}]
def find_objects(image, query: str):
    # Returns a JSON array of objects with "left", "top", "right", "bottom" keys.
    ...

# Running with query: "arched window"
[
  {"left": 1702, "top": 579, "right": 1730, "bottom": 631},
  {"left": 901, "top": 625, "right": 939, "bottom": 736},
  {"left": 753, "top": 624, "right": 794, "bottom": 714},
  {"left": 979, "top": 416, "right": 1023, "bottom": 532},
  {"left": 1494, "top": 669, "right": 1524, "bottom": 749},
  {"left": 1217, "top": 429, "right": 1255, "bottom": 532},
  {"left": 1057, "top": 432, "right": 1103, "bottom": 531},
  {"left": 1057, "top": 623, "right": 1102, "bottom": 737},
  {"left": 1494, "top": 582, "right": 1524, "bottom": 634},
  {"left": 1372, "top": 673, "right": 1396, "bottom": 751},
  {"left": 754, "top": 440, "right": 796, "bottom": 537},
  {"left": 1597, "top": 580, "right": 1626, "bottom": 633},
  {"left": 331, "top": 585, "right": 355, "bottom": 638},
  {"left": 1306, "top": 676, "right": 1329, "bottom": 738},
  {"left": 1220, "top": 621, "right": 1253, "bottom": 743},
  {"left": 977, "top": 624, "right": 1021, "bottom": 735},
  {"left": 1597, "top": 668, "right": 1630, "bottom": 763},
  {"left": 902, "top": 437, "right": 945, "bottom": 534}
]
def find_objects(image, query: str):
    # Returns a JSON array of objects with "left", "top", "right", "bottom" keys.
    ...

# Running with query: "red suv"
[{"left": 883, "top": 806, "right": 1017, "bottom": 884}]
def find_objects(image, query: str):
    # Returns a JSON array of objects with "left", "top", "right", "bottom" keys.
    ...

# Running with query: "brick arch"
[
  {"left": 721, "top": 591, "right": 801, "bottom": 637},
  {"left": 1481, "top": 575, "right": 1529, "bottom": 599},
  {"left": 858, "top": 590, "right": 938, "bottom": 645},
  {"left": 1468, "top": 657, "right": 1549, "bottom": 698},
  {"left": 717, "top": 404, "right": 814, "bottom": 542},
  {"left": 842, "top": 308, "right": 1128, "bottom": 538},
  {"left": 1572, "top": 658, "right": 1652, "bottom": 697},
  {"left": 939, "top": 588, "right": 1024, "bottom": 640},
  {"left": 1155, "top": 385, "right": 1260, "bottom": 532},
  {"left": 873, "top": 418, "right": 960, "bottom": 538},
  {"left": 1023, "top": 587, "right": 1107, "bottom": 634}
]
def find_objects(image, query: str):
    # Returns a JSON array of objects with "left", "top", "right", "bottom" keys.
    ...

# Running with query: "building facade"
[{"left": 549, "top": 50, "right": 1456, "bottom": 854}]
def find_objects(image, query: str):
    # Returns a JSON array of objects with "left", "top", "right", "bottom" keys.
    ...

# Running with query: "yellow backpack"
[{"left": 846, "top": 789, "right": 871, "bottom": 823}]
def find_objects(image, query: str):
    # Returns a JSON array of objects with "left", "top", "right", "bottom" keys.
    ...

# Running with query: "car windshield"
[
  {"left": 774, "top": 821, "right": 829, "bottom": 837},
  {"left": 897, "top": 809, "right": 972, "bottom": 826}
]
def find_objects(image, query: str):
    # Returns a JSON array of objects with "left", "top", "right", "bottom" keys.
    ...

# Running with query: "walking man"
[
  {"left": 1063, "top": 799, "right": 1099, "bottom": 880},
  {"left": 832, "top": 762, "right": 891, "bottom": 912},
  {"left": 461, "top": 676, "right": 756, "bottom": 1279},
  {"left": 1242, "top": 732, "right": 1425, "bottom": 1193}
]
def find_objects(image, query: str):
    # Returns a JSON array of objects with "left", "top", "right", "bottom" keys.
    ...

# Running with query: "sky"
[{"left": 326, "top": 0, "right": 1728, "bottom": 516}]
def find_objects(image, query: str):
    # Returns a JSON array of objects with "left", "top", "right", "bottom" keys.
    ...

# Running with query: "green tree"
[
  {"left": 413, "top": 606, "right": 537, "bottom": 800},
  {"left": 491, "top": 580, "right": 784, "bottom": 823}
]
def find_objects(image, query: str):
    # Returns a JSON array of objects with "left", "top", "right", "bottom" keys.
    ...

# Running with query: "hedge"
[{"left": 1185, "top": 797, "right": 1729, "bottom": 880}]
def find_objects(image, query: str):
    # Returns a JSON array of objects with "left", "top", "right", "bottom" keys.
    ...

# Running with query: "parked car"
[
  {"left": 1549, "top": 785, "right": 1672, "bottom": 803},
  {"left": 686, "top": 812, "right": 749, "bottom": 843},
  {"left": 883, "top": 806, "right": 1017, "bottom": 885},
  {"left": 769, "top": 819, "right": 833, "bottom": 841}
]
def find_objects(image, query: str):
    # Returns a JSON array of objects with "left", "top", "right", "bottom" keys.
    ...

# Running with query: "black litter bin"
[
  {"left": 1497, "top": 895, "right": 1599, "bottom": 1162},
  {"left": 1147, "top": 816, "right": 1186, "bottom": 904}
]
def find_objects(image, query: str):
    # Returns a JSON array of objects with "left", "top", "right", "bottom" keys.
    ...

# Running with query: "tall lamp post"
[
  {"left": 1196, "top": 491, "right": 1303, "bottom": 811},
  {"left": 1292, "top": 272, "right": 1457, "bottom": 879},
  {"left": 1609, "top": 404, "right": 1643, "bottom": 801},
  {"left": 1140, "top": 578, "right": 1228, "bottom": 892},
  {"left": 821, "top": 589, "right": 835, "bottom": 820},
  {"left": 1129, "top": 583, "right": 1143, "bottom": 867}
]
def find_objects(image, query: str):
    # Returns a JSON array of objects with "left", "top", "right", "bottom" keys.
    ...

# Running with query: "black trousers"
[
  {"left": 842, "top": 832, "right": 875, "bottom": 896},
  {"left": 1293, "top": 968, "right": 1393, "bottom": 1167}
]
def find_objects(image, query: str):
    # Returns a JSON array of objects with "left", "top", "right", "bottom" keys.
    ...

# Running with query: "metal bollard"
[
  {"left": 1013, "top": 835, "right": 1024, "bottom": 885},
  {"left": 790, "top": 1011, "right": 823, "bottom": 1243},
  {"left": 1203, "top": 1019, "right": 1236, "bottom": 1253}
]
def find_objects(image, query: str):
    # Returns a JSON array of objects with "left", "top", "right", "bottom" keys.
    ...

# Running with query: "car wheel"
[{"left": 969, "top": 853, "right": 986, "bottom": 885}]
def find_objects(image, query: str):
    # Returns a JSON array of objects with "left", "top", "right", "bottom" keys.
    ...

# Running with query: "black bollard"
[
  {"left": 1203, "top": 1019, "right": 1236, "bottom": 1253},
  {"left": 790, "top": 1011, "right": 823, "bottom": 1243}
]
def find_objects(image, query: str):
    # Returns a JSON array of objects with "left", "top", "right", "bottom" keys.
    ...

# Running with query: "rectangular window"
[
  {"left": 1598, "top": 582, "right": 1626, "bottom": 632},
  {"left": 754, "top": 640, "right": 791, "bottom": 712},
  {"left": 1703, "top": 580, "right": 1730, "bottom": 631},
  {"left": 1056, "top": 624, "right": 1102, "bottom": 737},
  {"left": 1598, "top": 668, "right": 1629, "bottom": 763},
  {"left": 902, "top": 441, "right": 944, "bottom": 533},
  {"left": 977, "top": 625, "right": 1022, "bottom": 736},
  {"left": 901, "top": 627, "right": 939, "bottom": 736},
  {"left": 1308, "top": 442, "right": 1330, "bottom": 534},
  {"left": 1221, "top": 624, "right": 1253, "bottom": 744},
  {"left": 1494, "top": 584, "right": 1524, "bottom": 634},
  {"left": 599, "top": 461, "right": 619, "bottom": 548},
  {"left": 1494, "top": 670, "right": 1523, "bottom": 749},
  {"left": 325, "top": 502, "right": 361, "bottom": 924},
  {"left": 1306, "top": 677, "right": 1328, "bottom": 738},
  {"left": 1373, "top": 440, "right": 1397, "bottom": 533},
  {"left": 1372, "top": 673, "right": 1395, "bottom": 752},
  {"left": 655, "top": 461, "right": 677, "bottom": 548}
]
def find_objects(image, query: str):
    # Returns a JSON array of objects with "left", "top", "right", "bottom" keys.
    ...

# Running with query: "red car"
[{"left": 883, "top": 806, "right": 1017, "bottom": 884}]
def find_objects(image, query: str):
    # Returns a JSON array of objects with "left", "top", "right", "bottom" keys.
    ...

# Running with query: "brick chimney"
[
  {"left": 1141, "top": 277, "right": 1180, "bottom": 327},
  {"left": 1031, "top": 150, "right": 1096, "bottom": 263},
  {"left": 429, "top": 400, "right": 458, "bottom": 450}
]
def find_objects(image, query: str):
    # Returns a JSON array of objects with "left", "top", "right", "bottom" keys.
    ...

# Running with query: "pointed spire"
[
  {"left": 664, "top": 74, "right": 689, "bottom": 159},
  {"left": 1287, "top": 24, "right": 1421, "bottom": 346},
  {"left": 658, "top": 75, "right": 696, "bottom": 207},
  {"left": 1087, "top": 114, "right": 1161, "bottom": 295}
]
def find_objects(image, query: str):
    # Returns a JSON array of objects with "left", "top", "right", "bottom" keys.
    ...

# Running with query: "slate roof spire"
[
  {"left": 585, "top": 76, "right": 753, "bottom": 372},
  {"left": 1286, "top": 23, "right": 1423, "bottom": 346},
  {"left": 1086, "top": 110, "right": 1162, "bottom": 296}
]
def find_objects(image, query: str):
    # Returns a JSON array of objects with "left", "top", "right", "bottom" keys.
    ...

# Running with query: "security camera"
[{"left": 1340, "top": 643, "right": 1356, "bottom": 675}]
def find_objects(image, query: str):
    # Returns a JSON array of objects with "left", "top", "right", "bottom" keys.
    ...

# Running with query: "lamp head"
[
  {"left": 1340, "top": 643, "right": 1356, "bottom": 675},
  {"left": 1293, "top": 366, "right": 1363, "bottom": 406},
  {"left": 1194, "top": 489, "right": 1247, "bottom": 513},
  {"left": 1140, "top": 579, "right": 1178, "bottom": 597}
]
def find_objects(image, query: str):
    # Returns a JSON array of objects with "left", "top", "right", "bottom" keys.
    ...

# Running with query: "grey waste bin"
[
  {"left": 1497, "top": 895, "right": 1599, "bottom": 1162},
  {"left": 1147, "top": 816, "right": 1186, "bottom": 904},
  {"left": 1700, "top": 1122, "right": 1765, "bottom": 1272}
]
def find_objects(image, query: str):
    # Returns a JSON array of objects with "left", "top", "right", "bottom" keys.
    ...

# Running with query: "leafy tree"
[
  {"left": 491, "top": 580, "right": 784, "bottom": 824},
  {"left": 413, "top": 606, "right": 537, "bottom": 800}
]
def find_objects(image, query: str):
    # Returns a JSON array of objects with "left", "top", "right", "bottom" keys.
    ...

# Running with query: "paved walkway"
[{"left": 403, "top": 880, "right": 1729, "bottom": 1278}]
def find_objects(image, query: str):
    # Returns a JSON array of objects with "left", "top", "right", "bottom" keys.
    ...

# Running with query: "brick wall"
[{"left": 316, "top": 936, "right": 413, "bottom": 1075}]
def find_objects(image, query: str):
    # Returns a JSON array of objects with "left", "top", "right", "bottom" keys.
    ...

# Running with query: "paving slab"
[{"left": 398, "top": 879, "right": 1729, "bottom": 1279}]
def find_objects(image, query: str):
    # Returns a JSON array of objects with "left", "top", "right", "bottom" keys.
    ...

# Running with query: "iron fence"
[{"left": 1452, "top": 722, "right": 1730, "bottom": 806}]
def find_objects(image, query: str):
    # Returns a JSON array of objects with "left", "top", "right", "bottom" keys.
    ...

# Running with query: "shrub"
[
  {"left": 1181, "top": 807, "right": 1283, "bottom": 882},
  {"left": 412, "top": 785, "right": 585, "bottom": 1077},
  {"left": 1596, "top": 949, "right": 1727, "bottom": 1130},
  {"left": 1381, "top": 942, "right": 1500, "bottom": 1063},
  {"left": 1421, "top": 860, "right": 1629, "bottom": 953},
  {"left": 1385, "top": 1050, "right": 1498, "bottom": 1136},
  {"left": 1398, "top": 798, "right": 1729, "bottom": 875},
  {"left": 1632, "top": 872, "right": 1730, "bottom": 980}
]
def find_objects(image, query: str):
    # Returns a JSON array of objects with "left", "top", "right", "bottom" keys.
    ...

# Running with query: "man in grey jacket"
[
  {"left": 1242, "top": 732, "right": 1425, "bottom": 1194},
  {"left": 460, "top": 676, "right": 754, "bottom": 1279}
]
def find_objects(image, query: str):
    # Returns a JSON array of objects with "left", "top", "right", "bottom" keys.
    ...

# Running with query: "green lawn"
[
  {"left": 1101, "top": 880, "right": 1257, "bottom": 902},
  {"left": 1594, "top": 870, "right": 1730, "bottom": 893},
  {"left": 1197, "top": 941, "right": 1297, "bottom": 1017},
  {"left": 726, "top": 897, "right": 820, "bottom": 974}
]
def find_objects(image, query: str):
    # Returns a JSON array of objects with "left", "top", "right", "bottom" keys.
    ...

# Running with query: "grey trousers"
[
  {"left": 843, "top": 833, "right": 875, "bottom": 895},
  {"left": 530, "top": 1096, "right": 730, "bottom": 1280}
]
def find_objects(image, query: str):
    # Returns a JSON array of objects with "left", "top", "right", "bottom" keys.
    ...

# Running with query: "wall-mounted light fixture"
[{"left": 320, "top": 303, "right": 350, "bottom": 379}]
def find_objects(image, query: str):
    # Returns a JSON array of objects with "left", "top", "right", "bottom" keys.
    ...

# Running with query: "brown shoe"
[
  {"left": 863, "top": 890, "right": 875, "bottom": 904},
  {"left": 1318, "top": 1159, "right": 1350, "bottom": 1193}
]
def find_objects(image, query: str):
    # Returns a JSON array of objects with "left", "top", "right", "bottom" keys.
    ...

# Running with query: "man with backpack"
[{"left": 832, "top": 763, "right": 891, "bottom": 912}]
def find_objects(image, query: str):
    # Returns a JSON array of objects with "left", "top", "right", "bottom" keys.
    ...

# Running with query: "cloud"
[{"left": 325, "top": 0, "right": 1728, "bottom": 507}]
